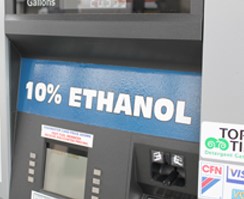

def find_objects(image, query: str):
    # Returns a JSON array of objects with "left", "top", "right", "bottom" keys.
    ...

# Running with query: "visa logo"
[
  {"left": 227, "top": 166, "right": 244, "bottom": 185},
  {"left": 232, "top": 189, "right": 244, "bottom": 199}
]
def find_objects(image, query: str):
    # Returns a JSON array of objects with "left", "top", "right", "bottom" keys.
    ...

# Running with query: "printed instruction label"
[
  {"left": 41, "top": 125, "right": 93, "bottom": 148},
  {"left": 201, "top": 122, "right": 244, "bottom": 163},
  {"left": 198, "top": 160, "right": 244, "bottom": 199},
  {"left": 31, "top": 191, "right": 57, "bottom": 199}
]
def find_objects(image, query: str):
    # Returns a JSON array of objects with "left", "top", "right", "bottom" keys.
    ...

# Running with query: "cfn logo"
[{"left": 202, "top": 165, "right": 222, "bottom": 175}]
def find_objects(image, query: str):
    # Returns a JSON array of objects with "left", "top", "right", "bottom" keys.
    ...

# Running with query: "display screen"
[
  {"left": 16, "top": 0, "right": 190, "bottom": 14},
  {"left": 43, "top": 143, "right": 88, "bottom": 199}
]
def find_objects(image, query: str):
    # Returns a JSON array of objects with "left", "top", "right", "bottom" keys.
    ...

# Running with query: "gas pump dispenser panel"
[{"left": 11, "top": 58, "right": 201, "bottom": 199}]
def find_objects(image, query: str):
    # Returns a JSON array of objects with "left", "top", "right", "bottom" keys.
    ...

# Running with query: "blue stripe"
[
  {"left": 202, "top": 179, "right": 220, "bottom": 194},
  {"left": 227, "top": 178, "right": 244, "bottom": 185},
  {"left": 202, "top": 177, "right": 207, "bottom": 181}
]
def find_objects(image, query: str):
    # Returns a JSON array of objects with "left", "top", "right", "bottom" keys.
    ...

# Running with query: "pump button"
[
  {"left": 29, "top": 160, "right": 36, "bottom": 167},
  {"left": 28, "top": 168, "right": 35, "bottom": 175},
  {"left": 27, "top": 176, "right": 34, "bottom": 183},
  {"left": 93, "top": 169, "right": 102, "bottom": 176},
  {"left": 171, "top": 154, "right": 184, "bottom": 168},
  {"left": 92, "top": 187, "right": 100, "bottom": 194},
  {"left": 91, "top": 196, "right": 99, "bottom": 199},
  {"left": 30, "top": 152, "right": 37, "bottom": 159},
  {"left": 151, "top": 150, "right": 164, "bottom": 163},
  {"left": 92, "top": 178, "right": 101, "bottom": 185}
]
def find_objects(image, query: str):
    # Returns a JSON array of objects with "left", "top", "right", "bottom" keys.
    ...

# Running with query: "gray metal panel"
[
  {"left": 201, "top": 0, "right": 244, "bottom": 123},
  {"left": 0, "top": 44, "right": 11, "bottom": 199},
  {"left": 0, "top": 0, "right": 11, "bottom": 198},
  {"left": 5, "top": 14, "right": 202, "bottom": 40},
  {"left": 5, "top": 0, "right": 14, "bottom": 14},
  {"left": 191, "top": 0, "right": 203, "bottom": 15}
]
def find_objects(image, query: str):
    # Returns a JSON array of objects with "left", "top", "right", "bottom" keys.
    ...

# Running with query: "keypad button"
[
  {"left": 27, "top": 176, "right": 34, "bottom": 183},
  {"left": 92, "top": 187, "right": 100, "bottom": 194},
  {"left": 93, "top": 169, "right": 102, "bottom": 176},
  {"left": 29, "top": 160, "right": 36, "bottom": 167},
  {"left": 28, "top": 168, "right": 35, "bottom": 175},
  {"left": 30, "top": 152, "right": 37, "bottom": 159},
  {"left": 92, "top": 178, "right": 101, "bottom": 185}
]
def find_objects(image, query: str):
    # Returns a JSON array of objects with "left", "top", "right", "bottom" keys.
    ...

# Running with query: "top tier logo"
[
  {"left": 206, "top": 128, "right": 244, "bottom": 153},
  {"left": 27, "top": 0, "right": 56, "bottom": 7},
  {"left": 201, "top": 122, "right": 244, "bottom": 164}
]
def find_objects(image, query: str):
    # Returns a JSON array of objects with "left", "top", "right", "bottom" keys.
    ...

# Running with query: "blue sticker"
[
  {"left": 18, "top": 58, "right": 201, "bottom": 142},
  {"left": 232, "top": 189, "right": 244, "bottom": 199}
]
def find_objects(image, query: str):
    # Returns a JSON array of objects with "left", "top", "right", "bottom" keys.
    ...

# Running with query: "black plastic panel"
[
  {"left": 7, "top": 35, "right": 202, "bottom": 72},
  {"left": 10, "top": 112, "right": 132, "bottom": 199}
]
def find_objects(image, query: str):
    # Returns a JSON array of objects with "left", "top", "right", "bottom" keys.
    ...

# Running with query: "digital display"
[
  {"left": 60, "top": 0, "right": 127, "bottom": 9},
  {"left": 16, "top": 0, "right": 190, "bottom": 14},
  {"left": 43, "top": 144, "right": 88, "bottom": 199}
]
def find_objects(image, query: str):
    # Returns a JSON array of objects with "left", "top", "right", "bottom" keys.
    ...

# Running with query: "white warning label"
[
  {"left": 31, "top": 191, "right": 57, "bottom": 199},
  {"left": 41, "top": 125, "right": 93, "bottom": 148}
]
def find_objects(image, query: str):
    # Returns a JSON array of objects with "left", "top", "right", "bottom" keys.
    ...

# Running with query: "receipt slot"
[{"left": 9, "top": 59, "right": 201, "bottom": 199}]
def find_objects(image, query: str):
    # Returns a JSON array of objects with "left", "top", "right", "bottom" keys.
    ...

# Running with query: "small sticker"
[
  {"left": 223, "top": 164, "right": 244, "bottom": 199},
  {"left": 199, "top": 161, "right": 223, "bottom": 198},
  {"left": 31, "top": 191, "right": 57, "bottom": 199},
  {"left": 232, "top": 189, "right": 244, "bottom": 199},
  {"left": 226, "top": 165, "right": 244, "bottom": 185},
  {"left": 41, "top": 125, "right": 93, "bottom": 148},
  {"left": 201, "top": 122, "right": 244, "bottom": 164}
]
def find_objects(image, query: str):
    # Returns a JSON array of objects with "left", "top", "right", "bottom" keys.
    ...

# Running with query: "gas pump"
[{"left": 5, "top": 0, "right": 203, "bottom": 198}]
